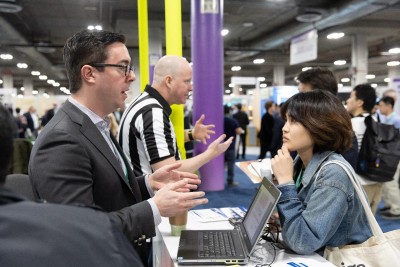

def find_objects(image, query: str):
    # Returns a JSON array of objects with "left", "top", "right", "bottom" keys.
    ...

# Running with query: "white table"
[{"left": 153, "top": 215, "right": 335, "bottom": 267}]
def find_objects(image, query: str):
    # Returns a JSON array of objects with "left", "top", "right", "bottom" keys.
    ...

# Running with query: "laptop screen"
[{"left": 241, "top": 177, "right": 281, "bottom": 252}]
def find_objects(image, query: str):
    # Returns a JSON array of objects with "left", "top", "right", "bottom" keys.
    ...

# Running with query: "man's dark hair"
[
  {"left": 224, "top": 105, "right": 231, "bottom": 114},
  {"left": 0, "top": 104, "right": 15, "bottom": 183},
  {"left": 353, "top": 83, "right": 377, "bottom": 113},
  {"left": 63, "top": 30, "right": 126, "bottom": 93},
  {"left": 296, "top": 68, "right": 338, "bottom": 95},
  {"left": 236, "top": 103, "right": 242, "bottom": 110},
  {"left": 380, "top": 96, "right": 395, "bottom": 107}
]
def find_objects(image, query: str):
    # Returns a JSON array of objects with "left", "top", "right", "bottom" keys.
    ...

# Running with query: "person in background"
[
  {"left": 118, "top": 55, "right": 232, "bottom": 177},
  {"left": 41, "top": 103, "right": 58, "bottom": 127},
  {"left": 29, "top": 30, "right": 208, "bottom": 266},
  {"left": 269, "top": 102, "right": 285, "bottom": 158},
  {"left": 346, "top": 83, "right": 381, "bottom": 214},
  {"left": 296, "top": 67, "right": 358, "bottom": 169},
  {"left": 108, "top": 112, "right": 119, "bottom": 137},
  {"left": 258, "top": 101, "right": 275, "bottom": 159},
  {"left": 271, "top": 90, "right": 371, "bottom": 255},
  {"left": 377, "top": 96, "right": 400, "bottom": 220},
  {"left": 0, "top": 103, "right": 144, "bottom": 267},
  {"left": 224, "top": 105, "right": 242, "bottom": 186},
  {"left": 377, "top": 89, "right": 397, "bottom": 123},
  {"left": 23, "top": 106, "right": 39, "bottom": 138},
  {"left": 233, "top": 103, "right": 249, "bottom": 160}
]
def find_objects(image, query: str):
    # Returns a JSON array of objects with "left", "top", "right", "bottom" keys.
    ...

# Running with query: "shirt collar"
[
  {"left": 145, "top": 85, "right": 172, "bottom": 116},
  {"left": 68, "top": 96, "right": 108, "bottom": 130}
]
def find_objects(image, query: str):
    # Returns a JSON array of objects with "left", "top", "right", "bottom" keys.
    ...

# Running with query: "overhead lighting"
[
  {"left": 32, "top": 90, "right": 39, "bottom": 95},
  {"left": 341, "top": 78, "right": 350, "bottom": 82},
  {"left": 258, "top": 77, "right": 265, "bottom": 82},
  {"left": 253, "top": 58, "right": 265, "bottom": 64},
  {"left": 384, "top": 78, "right": 390, "bottom": 83},
  {"left": 221, "top": 29, "right": 229, "bottom": 36},
  {"left": 20, "top": 87, "right": 24, "bottom": 91},
  {"left": 327, "top": 32, "right": 345, "bottom": 39},
  {"left": 239, "top": 88, "right": 243, "bottom": 92},
  {"left": 31, "top": 71, "right": 41, "bottom": 76},
  {"left": 387, "top": 61, "right": 400, "bottom": 67},
  {"left": 229, "top": 83, "right": 234, "bottom": 88},
  {"left": 338, "top": 83, "right": 343, "bottom": 88},
  {"left": 260, "top": 83, "right": 267, "bottom": 88},
  {"left": 231, "top": 66, "right": 241, "bottom": 71},
  {"left": 0, "top": 79, "right": 2, "bottom": 84},
  {"left": 366, "top": 74, "right": 375, "bottom": 79},
  {"left": 88, "top": 25, "right": 102, "bottom": 31},
  {"left": 248, "top": 90, "right": 254, "bottom": 95},
  {"left": 371, "top": 83, "right": 378, "bottom": 88},
  {"left": 302, "top": 67, "right": 312, "bottom": 71},
  {"left": 388, "top": 47, "right": 400, "bottom": 54},
  {"left": 0, "top": 1, "right": 22, "bottom": 13},
  {"left": 242, "top": 21, "right": 254, "bottom": 27},
  {"left": 0, "top": 53, "right": 13, "bottom": 60},
  {"left": 225, "top": 89, "right": 231, "bottom": 94},
  {"left": 17, "top": 63, "right": 28, "bottom": 68},
  {"left": 47, "top": 79, "right": 55, "bottom": 85},
  {"left": 39, "top": 75, "right": 48, "bottom": 80},
  {"left": 334, "top": 60, "right": 346, "bottom": 66}
]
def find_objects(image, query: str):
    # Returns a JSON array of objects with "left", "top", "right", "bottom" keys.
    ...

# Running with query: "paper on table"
[
  {"left": 190, "top": 207, "right": 248, "bottom": 222},
  {"left": 236, "top": 158, "right": 273, "bottom": 183}
]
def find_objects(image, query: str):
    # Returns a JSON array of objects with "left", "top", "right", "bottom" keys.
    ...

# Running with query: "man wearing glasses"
[{"left": 29, "top": 30, "right": 208, "bottom": 266}]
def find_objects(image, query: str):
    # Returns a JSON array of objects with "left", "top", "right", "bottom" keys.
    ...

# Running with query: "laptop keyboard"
[{"left": 198, "top": 231, "right": 236, "bottom": 258}]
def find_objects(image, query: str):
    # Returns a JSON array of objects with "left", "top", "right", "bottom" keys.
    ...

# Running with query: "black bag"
[{"left": 356, "top": 115, "right": 400, "bottom": 182}]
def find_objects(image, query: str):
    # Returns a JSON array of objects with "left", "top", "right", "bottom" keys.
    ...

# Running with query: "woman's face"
[{"left": 282, "top": 115, "right": 314, "bottom": 153}]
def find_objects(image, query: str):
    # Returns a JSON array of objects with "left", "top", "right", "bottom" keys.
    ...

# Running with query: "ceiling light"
[
  {"left": 221, "top": 29, "right": 229, "bottom": 36},
  {"left": 229, "top": 83, "right": 234, "bottom": 88},
  {"left": 296, "top": 9, "right": 323, "bottom": 23},
  {"left": 258, "top": 77, "right": 265, "bottom": 82},
  {"left": 53, "top": 82, "right": 60, "bottom": 87},
  {"left": 20, "top": 87, "right": 24, "bottom": 91},
  {"left": 248, "top": 90, "right": 254, "bottom": 95},
  {"left": 0, "top": 1, "right": 22, "bottom": 13},
  {"left": 0, "top": 53, "right": 13, "bottom": 60},
  {"left": 384, "top": 78, "right": 390, "bottom": 83},
  {"left": 39, "top": 75, "right": 48, "bottom": 80},
  {"left": 327, "top": 32, "right": 345, "bottom": 39},
  {"left": 253, "top": 58, "right": 265, "bottom": 64},
  {"left": 260, "top": 83, "right": 267, "bottom": 88},
  {"left": 47, "top": 79, "right": 55, "bottom": 84},
  {"left": 302, "top": 67, "right": 312, "bottom": 71},
  {"left": 338, "top": 83, "right": 343, "bottom": 88},
  {"left": 17, "top": 63, "right": 28, "bottom": 68},
  {"left": 242, "top": 21, "right": 254, "bottom": 27},
  {"left": 225, "top": 89, "right": 231, "bottom": 94},
  {"left": 17, "top": 94, "right": 23, "bottom": 98},
  {"left": 31, "top": 71, "right": 40, "bottom": 76},
  {"left": 388, "top": 48, "right": 400, "bottom": 54},
  {"left": 371, "top": 83, "right": 378, "bottom": 88},
  {"left": 239, "top": 88, "right": 243, "bottom": 91},
  {"left": 387, "top": 61, "right": 400, "bottom": 67},
  {"left": 231, "top": 66, "right": 241, "bottom": 71},
  {"left": 341, "top": 78, "right": 350, "bottom": 82},
  {"left": 334, "top": 60, "right": 346, "bottom": 65},
  {"left": 88, "top": 25, "right": 102, "bottom": 31},
  {"left": 32, "top": 90, "right": 38, "bottom": 95},
  {"left": 366, "top": 74, "right": 375, "bottom": 79},
  {"left": 0, "top": 79, "right": 2, "bottom": 84}
]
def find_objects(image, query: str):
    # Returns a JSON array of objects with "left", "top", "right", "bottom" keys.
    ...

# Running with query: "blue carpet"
[{"left": 194, "top": 153, "right": 400, "bottom": 233}]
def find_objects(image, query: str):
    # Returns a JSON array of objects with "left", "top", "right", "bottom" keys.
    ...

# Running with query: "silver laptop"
[{"left": 177, "top": 177, "right": 281, "bottom": 265}]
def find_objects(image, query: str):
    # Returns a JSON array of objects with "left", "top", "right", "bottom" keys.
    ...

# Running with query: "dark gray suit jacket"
[{"left": 29, "top": 100, "right": 155, "bottom": 261}]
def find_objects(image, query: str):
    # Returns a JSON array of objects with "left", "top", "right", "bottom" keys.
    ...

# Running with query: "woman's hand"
[{"left": 271, "top": 145, "right": 294, "bottom": 185}]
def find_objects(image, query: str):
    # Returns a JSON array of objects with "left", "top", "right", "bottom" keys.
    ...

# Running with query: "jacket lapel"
[{"left": 62, "top": 101, "right": 136, "bottom": 197}]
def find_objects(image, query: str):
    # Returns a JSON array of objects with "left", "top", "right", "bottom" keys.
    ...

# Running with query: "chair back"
[{"left": 4, "top": 174, "right": 35, "bottom": 201}]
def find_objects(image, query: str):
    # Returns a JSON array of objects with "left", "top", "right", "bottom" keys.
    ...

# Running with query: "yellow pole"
[
  {"left": 165, "top": 0, "right": 186, "bottom": 160},
  {"left": 138, "top": 0, "right": 149, "bottom": 92}
]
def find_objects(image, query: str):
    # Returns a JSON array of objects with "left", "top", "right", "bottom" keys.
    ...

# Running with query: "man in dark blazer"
[
  {"left": 29, "top": 30, "right": 207, "bottom": 266},
  {"left": 0, "top": 103, "right": 144, "bottom": 267}
]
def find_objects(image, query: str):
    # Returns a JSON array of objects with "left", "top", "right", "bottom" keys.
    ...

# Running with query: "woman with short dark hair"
[{"left": 271, "top": 90, "right": 372, "bottom": 255}]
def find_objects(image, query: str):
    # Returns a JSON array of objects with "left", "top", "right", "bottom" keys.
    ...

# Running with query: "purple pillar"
[{"left": 191, "top": 0, "right": 224, "bottom": 191}]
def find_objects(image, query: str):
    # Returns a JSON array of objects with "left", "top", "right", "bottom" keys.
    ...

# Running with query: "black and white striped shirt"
[{"left": 119, "top": 85, "right": 181, "bottom": 176}]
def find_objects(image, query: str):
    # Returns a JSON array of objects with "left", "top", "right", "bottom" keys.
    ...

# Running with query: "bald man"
[{"left": 118, "top": 55, "right": 232, "bottom": 176}]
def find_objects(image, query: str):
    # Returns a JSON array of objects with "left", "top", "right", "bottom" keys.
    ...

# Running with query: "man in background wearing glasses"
[{"left": 29, "top": 30, "right": 208, "bottom": 266}]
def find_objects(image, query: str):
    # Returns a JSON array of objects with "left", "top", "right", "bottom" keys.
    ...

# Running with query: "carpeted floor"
[{"left": 194, "top": 146, "right": 400, "bottom": 233}]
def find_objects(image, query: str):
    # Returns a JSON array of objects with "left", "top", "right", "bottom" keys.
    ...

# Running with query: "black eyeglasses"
[{"left": 89, "top": 63, "right": 135, "bottom": 76}]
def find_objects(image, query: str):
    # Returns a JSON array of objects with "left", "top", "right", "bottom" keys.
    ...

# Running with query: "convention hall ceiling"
[{"left": 1, "top": 0, "right": 400, "bottom": 95}]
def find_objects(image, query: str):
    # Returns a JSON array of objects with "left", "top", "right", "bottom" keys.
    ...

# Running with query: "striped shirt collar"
[{"left": 144, "top": 85, "right": 172, "bottom": 116}]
